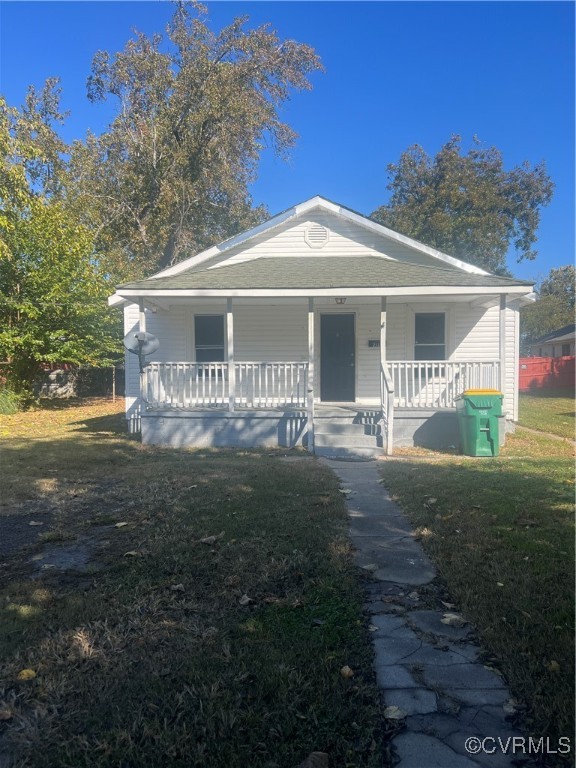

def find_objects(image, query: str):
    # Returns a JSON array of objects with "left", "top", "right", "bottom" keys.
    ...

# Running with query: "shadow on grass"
[
  {"left": 36, "top": 397, "right": 121, "bottom": 411},
  {"left": 70, "top": 412, "right": 131, "bottom": 436}
]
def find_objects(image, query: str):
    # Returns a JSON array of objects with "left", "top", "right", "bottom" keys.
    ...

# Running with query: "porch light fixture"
[{"left": 335, "top": 297, "right": 346, "bottom": 305}]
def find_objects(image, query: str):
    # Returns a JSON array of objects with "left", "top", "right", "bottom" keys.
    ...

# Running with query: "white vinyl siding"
[
  {"left": 205, "top": 211, "right": 463, "bottom": 270},
  {"left": 386, "top": 305, "right": 408, "bottom": 360},
  {"left": 355, "top": 306, "right": 381, "bottom": 403},
  {"left": 453, "top": 303, "right": 517, "bottom": 417},
  {"left": 124, "top": 303, "right": 189, "bottom": 419},
  {"left": 233, "top": 304, "right": 307, "bottom": 361}
]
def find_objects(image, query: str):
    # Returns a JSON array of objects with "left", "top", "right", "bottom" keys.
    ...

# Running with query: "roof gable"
[{"left": 152, "top": 196, "right": 490, "bottom": 280}]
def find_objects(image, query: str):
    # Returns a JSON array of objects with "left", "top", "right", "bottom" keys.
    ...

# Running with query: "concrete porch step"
[
  {"left": 315, "top": 422, "right": 381, "bottom": 437},
  {"left": 314, "top": 432, "right": 382, "bottom": 449},
  {"left": 314, "top": 445, "right": 382, "bottom": 459},
  {"left": 314, "top": 407, "right": 383, "bottom": 456},
  {"left": 315, "top": 407, "right": 381, "bottom": 424}
]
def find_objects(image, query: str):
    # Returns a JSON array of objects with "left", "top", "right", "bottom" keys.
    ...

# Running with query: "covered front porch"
[{"left": 128, "top": 293, "right": 509, "bottom": 455}]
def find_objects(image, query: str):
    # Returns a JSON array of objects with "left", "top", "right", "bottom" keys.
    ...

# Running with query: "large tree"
[
  {"left": 520, "top": 265, "right": 575, "bottom": 347},
  {"left": 371, "top": 136, "right": 554, "bottom": 275},
  {"left": 0, "top": 93, "right": 120, "bottom": 398},
  {"left": 71, "top": 2, "right": 322, "bottom": 279}
]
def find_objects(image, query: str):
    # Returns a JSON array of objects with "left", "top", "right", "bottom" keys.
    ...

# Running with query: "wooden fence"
[{"left": 519, "top": 357, "right": 575, "bottom": 392}]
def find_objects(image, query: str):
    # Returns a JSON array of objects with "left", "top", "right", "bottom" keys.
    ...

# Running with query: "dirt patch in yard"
[
  {"left": 29, "top": 536, "right": 106, "bottom": 576},
  {"left": 0, "top": 510, "right": 55, "bottom": 558}
]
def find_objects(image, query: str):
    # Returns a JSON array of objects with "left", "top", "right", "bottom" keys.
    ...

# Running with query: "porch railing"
[
  {"left": 235, "top": 362, "right": 307, "bottom": 408},
  {"left": 143, "top": 359, "right": 500, "bottom": 412},
  {"left": 144, "top": 362, "right": 307, "bottom": 410},
  {"left": 388, "top": 360, "right": 500, "bottom": 409}
]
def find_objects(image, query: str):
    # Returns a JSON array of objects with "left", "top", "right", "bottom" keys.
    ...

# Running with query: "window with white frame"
[
  {"left": 414, "top": 313, "right": 445, "bottom": 361},
  {"left": 195, "top": 315, "right": 225, "bottom": 362}
]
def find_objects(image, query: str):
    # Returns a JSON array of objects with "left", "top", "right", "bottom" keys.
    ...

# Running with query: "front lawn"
[
  {"left": 381, "top": 431, "right": 575, "bottom": 760},
  {"left": 518, "top": 387, "right": 575, "bottom": 440},
  {"left": 0, "top": 400, "right": 384, "bottom": 768}
]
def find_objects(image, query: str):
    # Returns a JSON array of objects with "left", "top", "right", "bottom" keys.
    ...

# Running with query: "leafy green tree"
[
  {"left": 0, "top": 95, "right": 121, "bottom": 399},
  {"left": 371, "top": 136, "right": 554, "bottom": 275},
  {"left": 521, "top": 265, "right": 575, "bottom": 347},
  {"left": 540, "top": 265, "right": 575, "bottom": 311},
  {"left": 71, "top": 2, "right": 323, "bottom": 279}
]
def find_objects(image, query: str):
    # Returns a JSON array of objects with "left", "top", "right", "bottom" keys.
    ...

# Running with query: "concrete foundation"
[
  {"left": 394, "top": 409, "right": 460, "bottom": 449},
  {"left": 139, "top": 407, "right": 514, "bottom": 453},
  {"left": 141, "top": 409, "right": 307, "bottom": 449}
]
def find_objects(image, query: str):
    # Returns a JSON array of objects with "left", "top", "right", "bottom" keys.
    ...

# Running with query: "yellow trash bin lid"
[{"left": 462, "top": 389, "right": 503, "bottom": 396}]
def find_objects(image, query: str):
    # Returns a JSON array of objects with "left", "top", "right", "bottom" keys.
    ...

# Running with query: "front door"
[{"left": 320, "top": 314, "right": 355, "bottom": 402}]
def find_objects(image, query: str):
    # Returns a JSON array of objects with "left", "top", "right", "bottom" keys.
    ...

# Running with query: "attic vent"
[{"left": 304, "top": 224, "right": 329, "bottom": 249}]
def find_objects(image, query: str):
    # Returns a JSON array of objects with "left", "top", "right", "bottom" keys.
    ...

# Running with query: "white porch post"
[
  {"left": 227, "top": 298, "right": 235, "bottom": 412},
  {"left": 138, "top": 298, "right": 146, "bottom": 334},
  {"left": 499, "top": 294, "right": 507, "bottom": 396},
  {"left": 307, "top": 298, "right": 315, "bottom": 454},
  {"left": 138, "top": 298, "right": 147, "bottom": 408},
  {"left": 380, "top": 296, "right": 394, "bottom": 455},
  {"left": 380, "top": 297, "right": 387, "bottom": 365}
]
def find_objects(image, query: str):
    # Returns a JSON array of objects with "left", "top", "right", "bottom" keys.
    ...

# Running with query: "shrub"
[{"left": 0, "top": 387, "right": 22, "bottom": 414}]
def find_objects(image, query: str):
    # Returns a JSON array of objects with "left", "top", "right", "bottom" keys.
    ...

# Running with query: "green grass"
[
  {"left": 0, "top": 400, "right": 384, "bottom": 768},
  {"left": 518, "top": 387, "right": 575, "bottom": 440},
  {"left": 381, "top": 431, "right": 575, "bottom": 760}
]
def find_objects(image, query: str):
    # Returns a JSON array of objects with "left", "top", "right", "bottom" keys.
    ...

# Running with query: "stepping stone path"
[{"left": 323, "top": 459, "right": 531, "bottom": 768}]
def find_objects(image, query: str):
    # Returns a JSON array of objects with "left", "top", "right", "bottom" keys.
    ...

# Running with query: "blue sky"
[{"left": 0, "top": 1, "right": 573, "bottom": 282}]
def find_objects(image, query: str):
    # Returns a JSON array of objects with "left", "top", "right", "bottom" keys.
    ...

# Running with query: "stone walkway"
[{"left": 322, "top": 459, "right": 530, "bottom": 768}]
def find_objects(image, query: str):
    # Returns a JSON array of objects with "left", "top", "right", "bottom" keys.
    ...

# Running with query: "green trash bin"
[{"left": 455, "top": 389, "right": 503, "bottom": 457}]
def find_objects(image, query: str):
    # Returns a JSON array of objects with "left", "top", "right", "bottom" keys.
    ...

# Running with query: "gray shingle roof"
[
  {"left": 118, "top": 257, "right": 532, "bottom": 292},
  {"left": 532, "top": 323, "right": 576, "bottom": 343}
]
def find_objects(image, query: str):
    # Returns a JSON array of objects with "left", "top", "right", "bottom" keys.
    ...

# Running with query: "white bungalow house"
[{"left": 109, "top": 196, "right": 535, "bottom": 456}]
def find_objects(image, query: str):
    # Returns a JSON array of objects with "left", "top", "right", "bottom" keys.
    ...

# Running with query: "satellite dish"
[
  {"left": 123, "top": 331, "right": 160, "bottom": 373},
  {"left": 123, "top": 331, "right": 160, "bottom": 356}
]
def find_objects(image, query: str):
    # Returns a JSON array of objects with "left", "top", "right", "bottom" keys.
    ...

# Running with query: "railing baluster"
[
  {"left": 404, "top": 364, "right": 408, "bottom": 408},
  {"left": 274, "top": 364, "right": 279, "bottom": 408},
  {"left": 246, "top": 363, "right": 250, "bottom": 408}
]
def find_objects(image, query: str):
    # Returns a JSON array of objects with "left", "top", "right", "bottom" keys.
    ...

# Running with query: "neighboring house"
[
  {"left": 528, "top": 324, "right": 576, "bottom": 358},
  {"left": 109, "top": 196, "right": 535, "bottom": 456}
]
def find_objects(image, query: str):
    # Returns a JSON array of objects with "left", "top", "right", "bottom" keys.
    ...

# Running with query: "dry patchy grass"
[{"left": 0, "top": 400, "right": 385, "bottom": 768}]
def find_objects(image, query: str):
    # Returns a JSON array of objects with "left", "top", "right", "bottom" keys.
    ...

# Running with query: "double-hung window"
[
  {"left": 414, "top": 313, "right": 445, "bottom": 361},
  {"left": 195, "top": 315, "right": 225, "bottom": 362}
]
